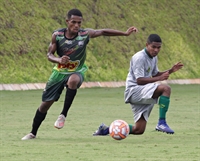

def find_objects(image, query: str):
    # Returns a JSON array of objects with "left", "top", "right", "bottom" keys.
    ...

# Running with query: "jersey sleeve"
[{"left": 131, "top": 56, "right": 145, "bottom": 79}]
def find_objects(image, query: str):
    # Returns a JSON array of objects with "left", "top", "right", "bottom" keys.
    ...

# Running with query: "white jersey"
[{"left": 124, "top": 49, "right": 159, "bottom": 104}]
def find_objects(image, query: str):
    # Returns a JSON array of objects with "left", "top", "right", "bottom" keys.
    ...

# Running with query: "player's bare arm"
[
  {"left": 155, "top": 62, "right": 184, "bottom": 76},
  {"left": 137, "top": 70, "right": 172, "bottom": 85},
  {"left": 47, "top": 34, "right": 70, "bottom": 65},
  {"left": 137, "top": 73, "right": 169, "bottom": 85},
  {"left": 88, "top": 26, "right": 138, "bottom": 38},
  {"left": 138, "top": 62, "right": 184, "bottom": 85},
  {"left": 169, "top": 62, "right": 184, "bottom": 73}
]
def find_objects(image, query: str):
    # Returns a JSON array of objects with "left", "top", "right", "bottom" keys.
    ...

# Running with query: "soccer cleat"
[
  {"left": 54, "top": 114, "right": 66, "bottom": 129},
  {"left": 93, "top": 123, "right": 109, "bottom": 136},
  {"left": 155, "top": 119, "right": 174, "bottom": 134},
  {"left": 21, "top": 133, "right": 36, "bottom": 140}
]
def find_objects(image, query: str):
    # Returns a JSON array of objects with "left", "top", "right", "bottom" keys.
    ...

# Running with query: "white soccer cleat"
[
  {"left": 21, "top": 133, "right": 36, "bottom": 140},
  {"left": 54, "top": 114, "right": 66, "bottom": 129}
]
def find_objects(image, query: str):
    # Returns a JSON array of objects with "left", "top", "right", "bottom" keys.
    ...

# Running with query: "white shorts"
[
  {"left": 131, "top": 103, "right": 154, "bottom": 123},
  {"left": 125, "top": 83, "right": 158, "bottom": 122},
  {"left": 125, "top": 83, "right": 158, "bottom": 103}
]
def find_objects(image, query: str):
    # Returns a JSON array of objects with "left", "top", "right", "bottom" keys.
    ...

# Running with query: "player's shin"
[
  {"left": 61, "top": 88, "right": 77, "bottom": 117},
  {"left": 31, "top": 109, "right": 47, "bottom": 136},
  {"left": 158, "top": 95, "right": 170, "bottom": 119},
  {"left": 156, "top": 95, "right": 174, "bottom": 134}
]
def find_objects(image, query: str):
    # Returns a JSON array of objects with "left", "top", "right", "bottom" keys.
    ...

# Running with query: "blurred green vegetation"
[{"left": 0, "top": 0, "right": 199, "bottom": 83}]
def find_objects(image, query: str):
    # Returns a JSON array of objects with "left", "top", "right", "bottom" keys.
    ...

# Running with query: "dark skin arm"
[
  {"left": 47, "top": 26, "right": 138, "bottom": 63},
  {"left": 47, "top": 34, "right": 70, "bottom": 64},
  {"left": 137, "top": 62, "right": 184, "bottom": 85},
  {"left": 87, "top": 26, "right": 138, "bottom": 38}
]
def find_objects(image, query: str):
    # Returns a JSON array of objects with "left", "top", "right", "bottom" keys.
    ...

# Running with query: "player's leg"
[
  {"left": 31, "top": 101, "right": 54, "bottom": 134},
  {"left": 93, "top": 104, "right": 154, "bottom": 136},
  {"left": 93, "top": 118, "right": 147, "bottom": 136},
  {"left": 60, "top": 73, "right": 81, "bottom": 117},
  {"left": 129, "top": 115, "right": 147, "bottom": 135},
  {"left": 129, "top": 103, "right": 154, "bottom": 135},
  {"left": 22, "top": 70, "right": 65, "bottom": 140},
  {"left": 153, "top": 84, "right": 174, "bottom": 134},
  {"left": 93, "top": 120, "right": 146, "bottom": 136},
  {"left": 21, "top": 101, "right": 54, "bottom": 140},
  {"left": 54, "top": 73, "right": 84, "bottom": 129},
  {"left": 32, "top": 101, "right": 54, "bottom": 134}
]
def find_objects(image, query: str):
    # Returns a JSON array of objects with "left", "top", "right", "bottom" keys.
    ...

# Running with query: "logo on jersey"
[
  {"left": 78, "top": 41, "right": 84, "bottom": 47},
  {"left": 57, "top": 60, "right": 80, "bottom": 71},
  {"left": 65, "top": 40, "right": 73, "bottom": 44},
  {"left": 63, "top": 48, "right": 75, "bottom": 55},
  {"left": 147, "top": 67, "right": 151, "bottom": 73}
]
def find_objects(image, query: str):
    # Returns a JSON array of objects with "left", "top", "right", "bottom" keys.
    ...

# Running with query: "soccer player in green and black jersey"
[{"left": 21, "top": 8, "right": 138, "bottom": 140}]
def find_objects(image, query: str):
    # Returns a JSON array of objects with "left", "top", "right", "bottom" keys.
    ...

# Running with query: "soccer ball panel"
[{"left": 109, "top": 119, "right": 130, "bottom": 140}]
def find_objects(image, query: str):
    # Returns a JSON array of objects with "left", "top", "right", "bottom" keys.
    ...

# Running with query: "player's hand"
[
  {"left": 125, "top": 26, "right": 138, "bottom": 36},
  {"left": 159, "top": 71, "right": 170, "bottom": 81},
  {"left": 170, "top": 62, "right": 184, "bottom": 73},
  {"left": 59, "top": 55, "right": 70, "bottom": 64}
]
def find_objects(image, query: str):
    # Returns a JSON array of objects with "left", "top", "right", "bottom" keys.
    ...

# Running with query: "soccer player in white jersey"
[{"left": 94, "top": 34, "right": 183, "bottom": 135}]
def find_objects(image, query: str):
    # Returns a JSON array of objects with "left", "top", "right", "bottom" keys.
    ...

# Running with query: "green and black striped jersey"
[{"left": 53, "top": 28, "right": 89, "bottom": 74}]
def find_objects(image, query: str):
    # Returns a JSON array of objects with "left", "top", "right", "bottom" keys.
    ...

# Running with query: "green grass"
[
  {"left": 0, "top": 85, "right": 199, "bottom": 161},
  {"left": 0, "top": 0, "right": 200, "bottom": 83}
]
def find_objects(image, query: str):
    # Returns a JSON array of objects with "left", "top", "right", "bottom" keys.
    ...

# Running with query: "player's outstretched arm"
[{"left": 87, "top": 26, "right": 138, "bottom": 38}]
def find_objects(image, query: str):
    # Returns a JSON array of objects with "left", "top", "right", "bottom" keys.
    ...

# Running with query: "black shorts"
[{"left": 42, "top": 70, "right": 84, "bottom": 102}]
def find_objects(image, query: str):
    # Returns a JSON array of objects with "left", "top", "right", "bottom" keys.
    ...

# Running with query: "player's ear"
[{"left": 66, "top": 19, "right": 68, "bottom": 23}]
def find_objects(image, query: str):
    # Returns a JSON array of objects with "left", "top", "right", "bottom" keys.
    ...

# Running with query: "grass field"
[
  {"left": 1, "top": 0, "right": 200, "bottom": 83},
  {"left": 0, "top": 85, "right": 199, "bottom": 161}
]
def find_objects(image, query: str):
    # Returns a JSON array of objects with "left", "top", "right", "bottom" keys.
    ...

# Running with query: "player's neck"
[
  {"left": 144, "top": 48, "right": 153, "bottom": 59},
  {"left": 65, "top": 28, "right": 78, "bottom": 39}
]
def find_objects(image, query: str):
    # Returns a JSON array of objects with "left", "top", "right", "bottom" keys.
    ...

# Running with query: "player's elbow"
[
  {"left": 47, "top": 53, "right": 50, "bottom": 59},
  {"left": 136, "top": 79, "right": 144, "bottom": 85},
  {"left": 135, "top": 131, "right": 145, "bottom": 135},
  {"left": 47, "top": 53, "right": 53, "bottom": 61},
  {"left": 133, "top": 129, "right": 145, "bottom": 135}
]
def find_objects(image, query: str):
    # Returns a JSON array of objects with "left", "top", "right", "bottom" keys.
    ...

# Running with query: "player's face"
[
  {"left": 66, "top": 15, "right": 82, "bottom": 34},
  {"left": 146, "top": 42, "right": 162, "bottom": 57}
]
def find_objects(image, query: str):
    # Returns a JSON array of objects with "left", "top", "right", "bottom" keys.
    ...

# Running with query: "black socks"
[
  {"left": 61, "top": 88, "right": 77, "bottom": 117},
  {"left": 31, "top": 109, "right": 47, "bottom": 136},
  {"left": 30, "top": 88, "right": 77, "bottom": 136}
]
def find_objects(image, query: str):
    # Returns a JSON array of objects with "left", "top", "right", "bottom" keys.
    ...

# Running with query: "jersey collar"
[{"left": 144, "top": 48, "right": 153, "bottom": 59}]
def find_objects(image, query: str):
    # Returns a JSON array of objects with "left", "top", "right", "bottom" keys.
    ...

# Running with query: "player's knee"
[
  {"left": 164, "top": 84, "right": 171, "bottom": 91},
  {"left": 135, "top": 130, "right": 145, "bottom": 135},
  {"left": 133, "top": 128, "right": 145, "bottom": 135},
  {"left": 157, "top": 84, "right": 171, "bottom": 96},
  {"left": 163, "top": 85, "right": 171, "bottom": 95},
  {"left": 68, "top": 79, "right": 79, "bottom": 86},
  {"left": 132, "top": 126, "right": 145, "bottom": 135},
  {"left": 39, "top": 101, "right": 53, "bottom": 113},
  {"left": 132, "top": 115, "right": 147, "bottom": 135},
  {"left": 67, "top": 74, "right": 80, "bottom": 88}
]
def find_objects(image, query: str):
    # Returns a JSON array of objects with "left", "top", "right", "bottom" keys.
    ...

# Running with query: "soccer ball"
[{"left": 109, "top": 119, "right": 130, "bottom": 140}]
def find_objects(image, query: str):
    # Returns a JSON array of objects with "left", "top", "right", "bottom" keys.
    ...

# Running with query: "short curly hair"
[
  {"left": 147, "top": 34, "right": 162, "bottom": 44},
  {"left": 67, "top": 9, "right": 83, "bottom": 19}
]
